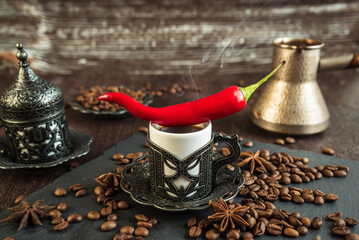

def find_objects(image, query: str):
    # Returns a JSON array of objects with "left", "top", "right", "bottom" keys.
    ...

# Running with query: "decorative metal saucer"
[
  {"left": 68, "top": 89, "right": 153, "bottom": 117},
  {"left": 121, "top": 156, "right": 245, "bottom": 212},
  {"left": 0, "top": 128, "right": 92, "bottom": 169}
]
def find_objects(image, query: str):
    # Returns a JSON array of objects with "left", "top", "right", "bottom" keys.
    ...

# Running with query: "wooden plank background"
[{"left": 0, "top": 0, "right": 358, "bottom": 76}]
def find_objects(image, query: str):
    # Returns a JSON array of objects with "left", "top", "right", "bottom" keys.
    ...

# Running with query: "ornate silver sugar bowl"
[{"left": 0, "top": 43, "right": 71, "bottom": 163}]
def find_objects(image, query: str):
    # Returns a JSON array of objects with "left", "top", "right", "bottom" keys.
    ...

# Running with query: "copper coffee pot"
[{"left": 250, "top": 37, "right": 359, "bottom": 135}]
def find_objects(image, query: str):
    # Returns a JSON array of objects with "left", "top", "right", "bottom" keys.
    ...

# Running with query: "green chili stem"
[{"left": 239, "top": 60, "right": 285, "bottom": 102}]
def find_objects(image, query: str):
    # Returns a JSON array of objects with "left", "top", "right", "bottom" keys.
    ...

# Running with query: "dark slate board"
[{"left": 0, "top": 132, "right": 358, "bottom": 239}]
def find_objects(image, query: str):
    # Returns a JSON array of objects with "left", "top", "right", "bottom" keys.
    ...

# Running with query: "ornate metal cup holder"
[
  {"left": 120, "top": 156, "right": 245, "bottom": 211},
  {"left": 0, "top": 128, "right": 92, "bottom": 169}
]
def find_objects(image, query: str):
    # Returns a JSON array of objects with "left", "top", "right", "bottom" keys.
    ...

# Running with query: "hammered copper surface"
[{"left": 251, "top": 39, "right": 330, "bottom": 134}]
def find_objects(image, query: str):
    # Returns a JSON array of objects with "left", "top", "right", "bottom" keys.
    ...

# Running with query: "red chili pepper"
[{"left": 98, "top": 61, "right": 285, "bottom": 127}]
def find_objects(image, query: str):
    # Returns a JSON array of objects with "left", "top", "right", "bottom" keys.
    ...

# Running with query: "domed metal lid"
[{"left": 0, "top": 43, "right": 64, "bottom": 123}]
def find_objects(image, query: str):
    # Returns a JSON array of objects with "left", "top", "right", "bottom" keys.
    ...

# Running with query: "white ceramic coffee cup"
[{"left": 149, "top": 121, "right": 212, "bottom": 195}]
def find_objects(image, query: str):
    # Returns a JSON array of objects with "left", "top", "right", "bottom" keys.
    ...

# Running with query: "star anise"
[
  {"left": 0, "top": 200, "right": 55, "bottom": 231},
  {"left": 237, "top": 150, "right": 270, "bottom": 174},
  {"left": 95, "top": 172, "right": 122, "bottom": 191},
  {"left": 208, "top": 197, "right": 249, "bottom": 232}
]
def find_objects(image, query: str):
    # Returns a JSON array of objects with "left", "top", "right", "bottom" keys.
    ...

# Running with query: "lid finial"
[{"left": 16, "top": 43, "right": 29, "bottom": 67}]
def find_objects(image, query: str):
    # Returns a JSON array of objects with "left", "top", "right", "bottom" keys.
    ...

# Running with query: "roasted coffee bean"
[
  {"left": 189, "top": 226, "right": 202, "bottom": 238},
  {"left": 333, "top": 219, "right": 346, "bottom": 227},
  {"left": 264, "top": 201, "right": 276, "bottom": 210},
  {"left": 285, "top": 137, "right": 296, "bottom": 144},
  {"left": 120, "top": 226, "right": 135, "bottom": 235},
  {"left": 334, "top": 170, "right": 347, "bottom": 177},
  {"left": 283, "top": 228, "right": 299, "bottom": 237},
  {"left": 289, "top": 190, "right": 301, "bottom": 196},
  {"left": 247, "top": 217, "right": 256, "bottom": 229},
  {"left": 345, "top": 217, "right": 358, "bottom": 226},
  {"left": 291, "top": 212, "right": 301, "bottom": 219},
  {"left": 327, "top": 212, "right": 342, "bottom": 220},
  {"left": 249, "top": 208, "right": 258, "bottom": 219},
  {"left": 105, "top": 187, "right": 115, "bottom": 197},
  {"left": 101, "top": 221, "right": 117, "bottom": 232},
  {"left": 75, "top": 189, "right": 87, "bottom": 197},
  {"left": 260, "top": 149, "right": 270, "bottom": 159},
  {"left": 87, "top": 211, "right": 100, "bottom": 220},
  {"left": 134, "top": 227, "right": 149, "bottom": 237},
  {"left": 14, "top": 194, "right": 26, "bottom": 205},
  {"left": 138, "top": 126, "right": 148, "bottom": 133},
  {"left": 297, "top": 226, "right": 308, "bottom": 235},
  {"left": 265, "top": 194, "right": 278, "bottom": 202},
  {"left": 313, "top": 189, "right": 325, "bottom": 197},
  {"left": 322, "top": 147, "right": 335, "bottom": 155},
  {"left": 53, "top": 221, "right": 69, "bottom": 231},
  {"left": 290, "top": 174, "right": 302, "bottom": 183},
  {"left": 242, "top": 232, "right": 254, "bottom": 240},
  {"left": 311, "top": 216, "right": 323, "bottom": 229},
  {"left": 314, "top": 196, "right": 324, "bottom": 205},
  {"left": 281, "top": 193, "right": 292, "bottom": 201},
  {"left": 97, "top": 194, "right": 106, "bottom": 203},
  {"left": 198, "top": 218, "right": 210, "bottom": 228},
  {"left": 118, "top": 201, "right": 130, "bottom": 209},
  {"left": 301, "top": 194, "right": 314, "bottom": 203},
  {"left": 243, "top": 141, "right": 253, "bottom": 148},
  {"left": 315, "top": 172, "right": 323, "bottom": 179},
  {"left": 107, "top": 213, "right": 118, "bottom": 221},
  {"left": 253, "top": 222, "right": 266, "bottom": 236},
  {"left": 205, "top": 229, "right": 219, "bottom": 240},
  {"left": 94, "top": 186, "right": 105, "bottom": 195},
  {"left": 69, "top": 184, "right": 83, "bottom": 192},
  {"left": 301, "top": 157, "right": 309, "bottom": 164},
  {"left": 135, "top": 214, "right": 148, "bottom": 222},
  {"left": 332, "top": 226, "right": 350, "bottom": 236},
  {"left": 338, "top": 165, "right": 350, "bottom": 172},
  {"left": 323, "top": 169, "right": 334, "bottom": 177},
  {"left": 257, "top": 190, "right": 268, "bottom": 198},
  {"left": 187, "top": 216, "right": 197, "bottom": 227},
  {"left": 325, "top": 193, "right": 338, "bottom": 202},
  {"left": 149, "top": 218, "right": 158, "bottom": 226},
  {"left": 301, "top": 217, "right": 311, "bottom": 228},
  {"left": 137, "top": 221, "right": 153, "bottom": 229},
  {"left": 273, "top": 211, "right": 287, "bottom": 221},
  {"left": 3, "top": 237, "right": 15, "bottom": 240},
  {"left": 49, "top": 210, "right": 62, "bottom": 219},
  {"left": 267, "top": 223, "right": 282, "bottom": 235},
  {"left": 288, "top": 216, "right": 302, "bottom": 227},
  {"left": 346, "top": 233, "right": 359, "bottom": 240},
  {"left": 51, "top": 217, "right": 65, "bottom": 225},
  {"left": 54, "top": 188, "right": 67, "bottom": 197},
  {"left": 275, "top": 139, "right": 285, "bottom": 145},
  {"left": 292, "top": 195, "right": 305, "bottom": 204},
  {"left": 67, "top": 214, "right": 82, "bottom": 223},
  {"left": 226, "top": 229, "right": 240, "bottom": 240},
  {"left": 305, "top": 172, "right": 316, "bottom": 180},
  {"left": 301, "top": 175, "right": 311, "bottom": 183},
  {"left": 112, "top": 153, "right": 124, "bottom": 160},
  {"left": 57, "top": 202, "right": 68, "bottom": 212},
  {"left": 101, "top": 207, "right": 112, "bottom": 217},
  {"left": 281, "top": 177, "right": 291, "bottom": 185}
]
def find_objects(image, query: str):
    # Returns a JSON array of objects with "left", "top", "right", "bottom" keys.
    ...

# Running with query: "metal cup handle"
[{"left": 212, "top": 133, "right": 241, "bottom": 177}]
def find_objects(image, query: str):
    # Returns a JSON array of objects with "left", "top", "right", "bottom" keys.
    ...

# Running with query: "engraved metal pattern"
[
  {"left": 121, "top": 156, "right": 245, "bottom": 211},
  {"left": 0, "top": 43, "right": 71, "bottom": 163},
  {"left": 0, "top": 128, "right": 92, "bottom": 169},
  {"left": 3, "top": 113, "right": 70, "bottom": 163},
  {"left": 250, "top": 38, "right": 330, "bottom": 135},
  {"left": 148, "top": 133, "right": 241, "bottom": 202}
]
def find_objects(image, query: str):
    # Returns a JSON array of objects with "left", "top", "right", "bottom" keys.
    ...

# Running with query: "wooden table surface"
[{"left": 0, "top": 66, "right": 358, "bottom": 212}]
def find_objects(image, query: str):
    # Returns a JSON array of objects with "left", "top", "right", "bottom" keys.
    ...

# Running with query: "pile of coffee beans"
[
  {"left": 143, "top": 81, "right": 203, "bottom": 97},
  {"left": 112, "top": 214, "right": 158, "bottom": 240},
  {"left": 48, "top": 202, "right": 83, "bottom": 232},
  {"left": 237, "top": 150, "right": 348, "bottom": 206},
  {"left": 327, "top": 212, "right": 358, "bottom": 238},
  {"left": 75, "top": 85, "right": 147, "bottom": 111},
  {"left": 187, "top": 198, "right": 324, "bottom": 239}
]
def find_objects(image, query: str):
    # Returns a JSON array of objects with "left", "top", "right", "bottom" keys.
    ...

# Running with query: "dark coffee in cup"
[{"left": 158, "top": 125, "right": 204, "bottom": 133}]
